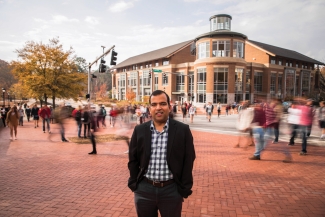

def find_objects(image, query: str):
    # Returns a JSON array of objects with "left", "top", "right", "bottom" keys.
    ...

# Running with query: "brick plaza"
[{"left": 0, "top": 118, "right": 325, "bottom": 217}]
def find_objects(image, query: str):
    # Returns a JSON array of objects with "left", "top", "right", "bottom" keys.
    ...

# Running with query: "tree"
[
  {"left": 74, "top": 56, "right": 88, "bottom": 73},
  {"left": 126, "top": 88, "right": 136, "bottom": 101},
  {"left": 11, "top": 38, "right": 87, "bottom": 108},
  {"left": 0, "top": 59, "right": 16, "bottom": 90}
]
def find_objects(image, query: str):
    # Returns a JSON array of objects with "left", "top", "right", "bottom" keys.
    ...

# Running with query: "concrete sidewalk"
[{"left": 0, "top": 118, "right": 325, "bottom": 216}]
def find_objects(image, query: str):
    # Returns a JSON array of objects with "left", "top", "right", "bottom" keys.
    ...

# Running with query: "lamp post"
[
  {"left": 7, "top": 92, "right": 10, "bottom": 106},
  {"left": 2, "top": 88, "right": 5, "bottom": 107}
]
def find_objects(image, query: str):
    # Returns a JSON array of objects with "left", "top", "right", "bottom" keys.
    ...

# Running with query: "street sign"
[{"left": 152, "top": 69, "right": 162, "bottom": 73}]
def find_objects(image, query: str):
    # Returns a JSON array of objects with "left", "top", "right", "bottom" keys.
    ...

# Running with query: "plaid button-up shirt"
[{"left": 144, "top": 119, "right": 173, "bottom": 181}]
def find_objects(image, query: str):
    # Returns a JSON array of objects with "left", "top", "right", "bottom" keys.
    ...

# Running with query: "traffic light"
[
  {"left": 110, "top": 50, "right": 118, "bottom": 65},
  {"left": 148, "top": 71, "right": 151, "bottom": 79},
  {"left": 86, "top": 94, "right": 90, "bottom": 99},
  {"left": 163, "top": 72, "right": 167, "bottom": 82},
  {"left": 99, "top": 59, "right": 107, "bottom": 73}
]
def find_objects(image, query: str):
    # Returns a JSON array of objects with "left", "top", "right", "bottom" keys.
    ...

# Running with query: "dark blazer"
[{"left": 128, "top": 118, "right": 196, "bottom": 198}]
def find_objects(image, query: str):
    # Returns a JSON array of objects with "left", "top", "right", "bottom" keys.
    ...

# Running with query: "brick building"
[{"left": 111, "top": 14, "right": 324, "bottom": 105}]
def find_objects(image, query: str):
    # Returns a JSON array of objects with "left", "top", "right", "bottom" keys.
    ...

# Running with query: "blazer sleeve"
[
  {"left": 127, "top": 126, "right": 140, "bottom": 191},
  {"left": 178, "top": 125, "right": 196, "bottom": 198}
]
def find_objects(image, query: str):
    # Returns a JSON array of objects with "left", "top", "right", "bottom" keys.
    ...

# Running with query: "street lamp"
[
  {"left": 7, "top": 92, "right": 10, "bottom": 106},
  {"left": 2, "top": 88, "right": 5, "bottom": 107}
]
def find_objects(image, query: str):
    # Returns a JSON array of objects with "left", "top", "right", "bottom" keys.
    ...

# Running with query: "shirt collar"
[{"left": 150, "top": 118, "right": 169, "bottom": 133}]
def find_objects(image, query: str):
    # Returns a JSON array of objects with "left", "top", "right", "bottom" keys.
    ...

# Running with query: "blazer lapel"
[
  {"left": 167, "top": 118, "right": 177, "bottom": 161},
  {"left": 144, "top": 122, "right": 152, "bottom": 165}
]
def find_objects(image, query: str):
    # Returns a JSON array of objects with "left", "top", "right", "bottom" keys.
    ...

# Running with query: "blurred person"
[
  {"left": 54, "top": 104, "right": 69, "bottom": 142},
  {"left": 110, "top": 107, "right": 118, "bottom": 127},
  {"left": 82, "top": 106, "right": 91, "bottom": 138},
  {"left": 298, "top": 99, "right": 314, "bottom": 155},
  {"left": 39, "top": 104, "right": 51, "bottom": 133},
  {"left": 25, "top": 105, "right": 31, "bottom": 122},
  {"left": 217, "top": 102, "right": 221, "bottom": 118},
  {"left": 318, "top": 101, "right": 325, "bottom": 139},
  {"left": 252, "top": 99, "right": 292, "bottom": 162},
  {"left": 225, "top": 104, "right": 230, "bottom": 116},
  {"left": 264, "top": 99, "right": 280, "bottom": 144},
  {"left": 49, "top": 106, "right": 54, "bottom": 124},
  {"left": 6, "top": 105, "right": 19, "bottom": 140},
  {"left": 287, "top": 102, "right": 301, "bottom": 146},
  {"left": 18, "top": 106, "right": 25, "bottom": 126},
  {"left": 249, "top": 103, "right": 266, "bottom": 160},
  {"left": 140, "top": 104, "right": 146, "bottom": 123},
  {"left": 206, "top": 102, "right": 213, "bottom": 122},
  {"left": 88, "top": 110, "right": 98, "bottom": 154},
  {"left": 234, "top": 102, "right": 254, "bottom": 148},
  {"left": 101, "top": 106, "right": 107, "bottom": 127},
  {"left": 189, "top": 105, "right": 195, "bottom": 123},
  {"left": 73, "top": 105, "right": 83, "bottom": 138},
  {"left": 1, "top": 105, "right": 7, "bottom": 127},
  {"left": 31, "top": 104, "right": 40, "bottom": 128},
  {"left": 127, "top": 90, "right": 196, "bottom": 217},
  {"left": 181, "top": 104, "right": 187, "bottom": 122}
]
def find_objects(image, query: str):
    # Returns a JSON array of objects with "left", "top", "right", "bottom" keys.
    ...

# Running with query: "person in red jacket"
[{"left": 39, "top": 104, "right": 51, "bottom": 133}]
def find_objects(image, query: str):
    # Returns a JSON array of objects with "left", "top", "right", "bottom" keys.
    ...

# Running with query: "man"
[
  {"left": 206, "top": 102, "right": 213, "bottom": 122},
  {"left": 128, "top": 90, "right": 196, "bottom": 217},
  {"left": 31, "top": 104, "right": 39, "bottom": 128},
  {"left": 39, "top": 104, "right": 51, "bottom": 133},
  {"left": 25, "top": 105, "right": 31, "bottom": 122},
  {"left": 1, "top": 105, "right": 6, "bottom": 127}
]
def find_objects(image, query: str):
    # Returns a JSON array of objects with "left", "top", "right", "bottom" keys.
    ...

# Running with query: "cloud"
[
  {"left": 85, "top": 16, "right": 99, "bottom": 25},
  {"left": 108, "top": 0, "right": 135, "bottom": 13},
  {"left": 52, "top": 15, "right": 79, "bottom": 24}
]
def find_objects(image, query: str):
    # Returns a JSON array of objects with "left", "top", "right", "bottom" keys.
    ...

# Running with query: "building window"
[
  {"left": 278, "top": 59, "right": 282, "bottom": 66},
  {"left": 270, "top": 73, "right": 276, "bottom": 96},
  {"left": 212, "top": 41, "right": 230, "bottom": 57},
  {"left": 278, "top": 74, "right": 282, "bottom": 93},
  {"left": 246, "top": 71, "right": 251, "bottom": 92},
  {"left": 213, "top": 68, "right": 228, "bottom": 104},
  {"left": 301, "top": 71, "right": 310, "bottom": 96},
  {"left": 210, "top": 17, "right": 231, "bottom": 31},
  {"left": 197, "top": 68, "right": 206, "bottom": 103},
  {"left": 155, "top": 62, "right": 159, "bottom": 66},
  {"left": 235, "top": 68, "right": 243, "bottom": 92},
  {"left": 285, "top": 69, "right": 295, "bottom": 97},
  {"left": 296, "top": 62, "right": 299, "bottom": 68},
  {"left": 154, "top": 75, "right": 158, "bottom": 90},
  {"left": 188, "top": 72, "right": 194, "bottom": 96},
  {"left": 233, "top": 41, "right": 244, "bottom": 58},
  {"left": 163, "top": 60, "right": 169, "bottom": 65},
  {"left": 143, "top": 71, "right": 151, "bottom": 86},
  {"left": 254, "top": 72, "right": 263, "bottom": 93},
  {"left": 176, "top": 74, "right": 185, "bottom": 92},
  {"left": 197, "top": 42, "right": 210, "bottom": 59},
  {"left": 270, "top": 57, "right": 276, "bottom": 64},
  {"left": 163, "top": 74, "right": 168, "bottom": 86}
]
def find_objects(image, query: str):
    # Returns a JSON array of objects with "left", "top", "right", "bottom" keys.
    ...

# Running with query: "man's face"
[{"left": 149, "top": 93, "right": 171, "bottom": 124}]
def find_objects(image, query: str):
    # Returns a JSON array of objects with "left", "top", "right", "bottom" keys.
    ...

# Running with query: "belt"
[{"left": 143, "top": 177, "right": 174, "bottom": 188}]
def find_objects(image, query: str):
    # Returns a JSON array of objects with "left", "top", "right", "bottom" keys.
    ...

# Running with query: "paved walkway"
[{"left": 0, "top": 118, "right": 325, "bottom": 217}]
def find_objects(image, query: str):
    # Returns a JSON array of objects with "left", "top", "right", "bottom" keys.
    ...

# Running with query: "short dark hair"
[{"left": 149, "top": 90, "right": 170, "bottom": 106}]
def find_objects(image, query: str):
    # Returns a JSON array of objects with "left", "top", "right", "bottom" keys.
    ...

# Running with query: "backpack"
[
  {"left": 75, "top": 110, "right": 81, "bottom": 121},
  {"left": 102, "top": 108, "right": 106, "bottom": 116}
]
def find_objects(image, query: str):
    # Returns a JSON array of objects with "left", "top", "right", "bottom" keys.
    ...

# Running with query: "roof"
[
  {"left": 114, "top": 40, "right": 193, "bottom": 69},
  {"left": 248, "top": 40, "right": 324, "bottom": 65}
]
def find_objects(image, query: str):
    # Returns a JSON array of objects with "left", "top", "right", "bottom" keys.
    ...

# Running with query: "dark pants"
[
  {"left": 59, "top": 122, "right": 66, "bottom": 141},
  {"left": 289, "top": 124, "right": 299, "bottom": 144},
  {"left": 83, "top": 123, "right": 90, "bottom": 137},
  {"left": 77, "top": 121, "right": 82, "bottom": 137},
  {"left": 90, "top": 133, "right": 96, "bottom": 153},
  {"left": 273, "top": 122, "right": 279, "bottom": 142},
  {"left": 301, "top": 125, "right": 308, "bottom": 153},
  {"left": 1, "top": 117, "right": 6, "bottom": 127},
  {"left": 27, "top": 115, "right": 31, "bottom": 122},
  {"left": 134, "top": 179, "right": 183, "bottom": 217}
]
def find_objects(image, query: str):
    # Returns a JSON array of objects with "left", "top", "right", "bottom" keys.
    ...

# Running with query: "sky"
[{"left": 0, "top": 0, "right": 325, "bottom": 68}]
